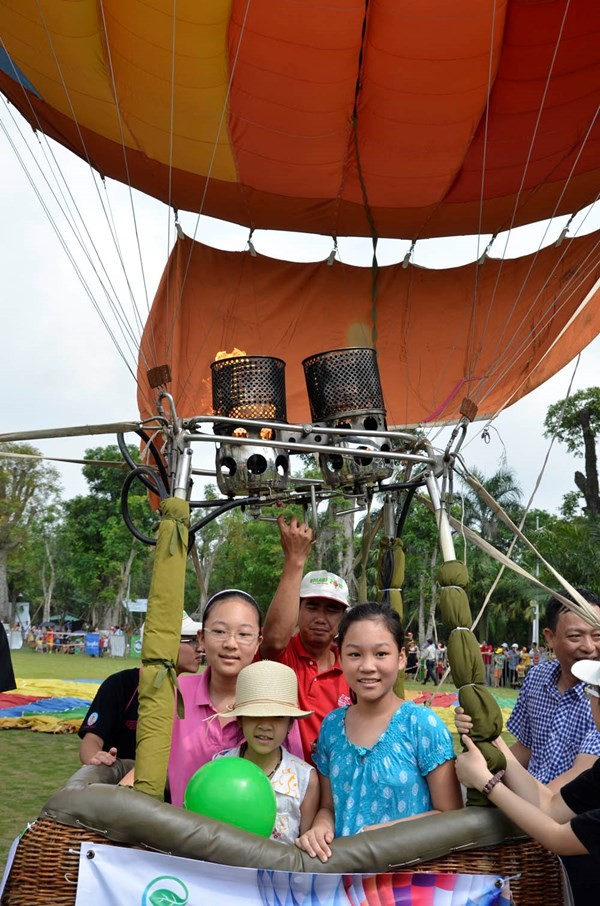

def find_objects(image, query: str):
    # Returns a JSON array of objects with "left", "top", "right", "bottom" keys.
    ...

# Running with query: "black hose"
[
  {"left": 188, "top": 497, "right": 262, "bottom": 543},
  {"left": 117, "top": 431, "right": 170, "bottom": 496},
  {"left": 395, "top": 484, "right": 418, "bottom": 538},
  {"left": 120, "top": 466, "right": 168, "bottom": 546}
]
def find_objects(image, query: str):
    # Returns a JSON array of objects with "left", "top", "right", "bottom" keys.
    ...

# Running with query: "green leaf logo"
[{"left": 142, "top": 876, "right": 189, "bottom": 906}]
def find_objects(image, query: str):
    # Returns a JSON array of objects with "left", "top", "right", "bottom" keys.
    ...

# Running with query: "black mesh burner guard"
[
  {"left": 211, "top": 356, "right": 287, "bottom": 425},
  {"left": 302, "top": 347, "right": 386, "bottom": 424}
]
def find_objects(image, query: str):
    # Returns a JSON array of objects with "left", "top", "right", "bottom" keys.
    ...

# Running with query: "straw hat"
[{"left": 219, "top": 661, "right": 313, "bottom": 719}]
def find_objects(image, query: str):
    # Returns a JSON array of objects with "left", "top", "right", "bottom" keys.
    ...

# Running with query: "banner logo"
[{"left": 142, "top": 875, "right": 189, "bottom": 906}]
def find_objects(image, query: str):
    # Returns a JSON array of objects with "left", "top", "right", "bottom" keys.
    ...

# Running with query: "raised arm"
[{"left": 260, "top": 515, "right": 312, "bottom": 659}]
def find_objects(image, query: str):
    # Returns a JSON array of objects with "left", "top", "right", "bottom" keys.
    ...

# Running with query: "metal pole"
[
  {"left": 532, "top": 515, "right": 540, "bottom": 646},
  {"left": 173, "top": 446, "right": 193, "bottom": 499},
  {"left": 425, "top": 472, "right": 456, "bottom": 563},
  {"left": 532, "top": 601, "right": 540, "bottom": 647}
]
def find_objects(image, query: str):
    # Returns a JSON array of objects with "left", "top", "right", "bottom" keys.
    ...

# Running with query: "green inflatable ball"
[{"left": 184, "top": 757, "right": 276, "bottom": 837}]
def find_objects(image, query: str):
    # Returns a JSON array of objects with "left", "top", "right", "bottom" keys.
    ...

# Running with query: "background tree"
[
  {"left": 447, "top": 466, "right": 525, "bottom": 641},
  {"left": 0, "top": 444, "right": 61, "bottom": 622},
  {"left": 544, "top": 387, "right": 600, "bottom": 517},
  {"left": 208, "top": 505, "right": 303, "bottom": 611},
  {"left": 460, "top": 466, "right": 523, "bottom": 545},
  {"left": 399, "top": 503, "right": 441, "bottom": 642},
  {"left": 188, "top": 484, "right": 229, "bottom": 612},
  {"left": 58, "top": 445, "right": 154, "bottom": 627},
  {"left": 525, "top": 511, "right": 600, "bottom": 595}
]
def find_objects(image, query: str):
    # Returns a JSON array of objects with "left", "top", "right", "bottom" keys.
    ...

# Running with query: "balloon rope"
[
  {"left": 0, "top": 38, "right": 155, "bottom": 413},
  {"left": 168, "top": 0, "right": 255, "bottom": 360},
  {"left": 96, "top": 0, "right": 155, "bottom": 353},
  {"left": 0, "top": 95, "right": 154, "bottom": 410},
  {"left": 459, "top": 355, "right": 580, "bottom": 634},
  {"left": 466, "top": 0, "right": 499, "bottom": 378},
  {"left": 352, "top": 123, "right": 380, "bottom": 342},
  {"left": 474, "top": 227, "right": 600, "bottom": 412},
  {"left": 468, "top": 0, "right": 574, "bottom": 388}
]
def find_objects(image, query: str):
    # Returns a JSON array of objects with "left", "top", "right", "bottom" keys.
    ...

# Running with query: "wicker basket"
[
  {"left": 1, "top": 819, "right": 121, "bottom": 906},
  {"left": 412, "top": 838, "right": 568, "bottom": 903},
  {"left": 1, "top": 817, "right": 568, "bottom": 905}
]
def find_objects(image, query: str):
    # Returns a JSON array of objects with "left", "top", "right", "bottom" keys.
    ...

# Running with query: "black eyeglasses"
[{"left": 180, "top": 637, "right": 197, "bottom": 645}]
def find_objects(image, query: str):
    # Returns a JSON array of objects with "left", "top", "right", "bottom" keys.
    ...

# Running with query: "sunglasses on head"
[{"left": 584, "top": 684, "right": 600, "bottom": 700}]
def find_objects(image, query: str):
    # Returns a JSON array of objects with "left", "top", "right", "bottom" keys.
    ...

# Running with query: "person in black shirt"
[
  {"left": 0, "top": 622, "right": 16, "bottom": 693},
  {"left": 456, "top": 658, "right": 600, "bottom": 905},
  {"left": 78, "top": 613, "right": 203, "bottom": 765}
]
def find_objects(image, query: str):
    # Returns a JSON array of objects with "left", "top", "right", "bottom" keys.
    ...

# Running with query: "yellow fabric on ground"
[
  {"left": 14, "top": 678, "right": 101, "bottom": 699},
  {"left": 0, "top": 716, "right": 82, "bottom": 733}
]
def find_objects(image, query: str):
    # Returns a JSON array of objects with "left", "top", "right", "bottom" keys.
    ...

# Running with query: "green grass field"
[
  {"left": 0, "top": 648, "right": 518, "bottom": 876},
  {"left": 0, "top": 648, "right": 141, "bottom": 874}
]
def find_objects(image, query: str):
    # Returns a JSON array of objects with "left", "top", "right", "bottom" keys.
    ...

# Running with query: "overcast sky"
[{"left": 1, "top": 103, "right": 599, "bottom": 518}]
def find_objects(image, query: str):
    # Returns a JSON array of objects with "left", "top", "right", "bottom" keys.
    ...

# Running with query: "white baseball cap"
[
  {"left": 140, "top": 611, "right": 202, "bottom": 641},
  {"left": 572, "top": 660, "right": 600, "bottom": 686},
  {"left": 299, "top": 571, "right": 349, "bottom": 608}
]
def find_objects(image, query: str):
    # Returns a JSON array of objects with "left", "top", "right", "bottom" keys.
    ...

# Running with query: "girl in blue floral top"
[{"left": 296, "top": 603, "right": 462, "bottom": 862}]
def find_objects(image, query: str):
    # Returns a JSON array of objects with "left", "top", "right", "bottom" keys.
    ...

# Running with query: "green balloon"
[{"left": 184, "top": 757, "right": 276, "bottom": 837}]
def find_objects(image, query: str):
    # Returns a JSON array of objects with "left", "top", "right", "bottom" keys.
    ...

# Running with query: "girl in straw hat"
[{"left": 215, "top": 660, "right": 319, "bottom": 844}]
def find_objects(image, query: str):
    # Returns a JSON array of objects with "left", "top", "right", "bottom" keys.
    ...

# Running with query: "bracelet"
[{"left": 481, "top": 770, "right": 505, "bottom": 797}]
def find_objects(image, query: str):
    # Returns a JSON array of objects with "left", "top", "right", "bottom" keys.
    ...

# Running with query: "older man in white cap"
[
  {"left": 261, "top": 516, "right": 351, "bottom": 763},
  {"left": 78, "top": 611, "right": 203, "bottom": 766}
]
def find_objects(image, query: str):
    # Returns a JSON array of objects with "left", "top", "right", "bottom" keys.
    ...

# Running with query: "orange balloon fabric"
[
  {"left": 137, "top": 232, "right": 600, "bottom": 427},
  {"left": 1, "top": 0, "right": 599, "bottom": 238}
]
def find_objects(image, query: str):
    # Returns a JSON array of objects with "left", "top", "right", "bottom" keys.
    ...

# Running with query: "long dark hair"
[
  {"left": 338, "top": 601, "right": 404, "bottom": 652},
  {"left": 202, "top": 589, "right": 263, "bottom": 629}
]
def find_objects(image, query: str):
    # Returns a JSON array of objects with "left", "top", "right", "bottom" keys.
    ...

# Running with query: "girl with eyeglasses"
[
  {"left": 167, "top": 590, "right": 303, "bottom": 808},
  {"left": 456, "top": 658, "right": 600, "bottom": 903}
]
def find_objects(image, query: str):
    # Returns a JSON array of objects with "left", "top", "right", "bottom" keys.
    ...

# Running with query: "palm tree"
[
  {"left": 457, "top": 466, "right": 525, "bottom": 640},
  {"left": 460, "top": 466, "right": 523, "bottom": 548}
]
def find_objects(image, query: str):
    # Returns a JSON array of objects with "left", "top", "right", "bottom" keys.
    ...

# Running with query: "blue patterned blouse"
[{"left": 313, "top": 701, "right": 455, "bottom": 836}]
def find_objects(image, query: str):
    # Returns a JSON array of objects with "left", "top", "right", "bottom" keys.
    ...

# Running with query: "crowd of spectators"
[{"left": 479, "top": 640, "right": 547, "bottom": 688}]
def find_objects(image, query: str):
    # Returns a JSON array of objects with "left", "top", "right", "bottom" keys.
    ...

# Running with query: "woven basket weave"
[{"left": 1, "top": 817, "right": 567, "bottom": 905}]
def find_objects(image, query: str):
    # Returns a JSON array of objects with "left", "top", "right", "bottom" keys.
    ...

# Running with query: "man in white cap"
[
  {"left": 78, "top": 611, "right": 203, "bottom": 766},
  {"left": 508, "top": 643, "right": 520, "bottom": 688},
  {"left": 261, "top": 516, "right": 351, "bottom": 763}
]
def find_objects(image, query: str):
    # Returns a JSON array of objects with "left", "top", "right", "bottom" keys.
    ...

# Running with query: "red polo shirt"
[
  {"left": 274, "top": 634, "right": 351, "bottom": 764},
  {"left": 480, "top": 643, "right": 493, "bottom": 665}
]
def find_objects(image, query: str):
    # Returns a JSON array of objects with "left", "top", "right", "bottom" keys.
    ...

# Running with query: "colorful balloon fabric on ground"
[{"left": 184, "top": 757, "right": 276, "bottom": 837}]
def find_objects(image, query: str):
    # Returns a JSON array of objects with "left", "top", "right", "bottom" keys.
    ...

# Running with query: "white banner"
[
  {"left": 0, "top": 837, "right": 19, "bottom": 898},
  {"left": 9, "top": 629, "right": 22, "bottom": 650},
  {"left": 109, "top": 634, "right": 126, "bottom": 657},
  {"left": 75, "top": 843, "right": 510, "bottom": 906}
]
